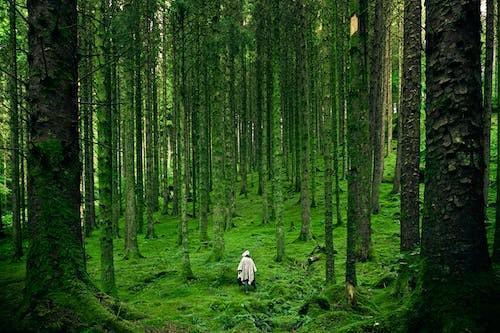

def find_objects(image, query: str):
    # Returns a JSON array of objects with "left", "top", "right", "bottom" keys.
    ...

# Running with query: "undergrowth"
[{"left": 1, "top": 117, "right": 499, "bottom": 332}]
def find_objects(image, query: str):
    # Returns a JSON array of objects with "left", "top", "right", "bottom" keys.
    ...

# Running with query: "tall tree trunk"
[
  {"left": 347, "top": 0, "right": 371, "bottom": 304},
  {"left": 494, "top": 0, "right": 500, "bottom": 263},
  {"left": 210, "top": 2, "right": 226, "bottom": 261},
  {"left": 81, "top": 0, "right": 96, "bottom": 236},
  {"left": 9, "top": 0, "right": 22, "bottom": 261},
  {"left": 111, "top": 5, "right": 120, "bottom": 238},
  {"left": 145, "top": 0, "right": 156, "bottom": 239},
  {"left": 322, "top": 0, "right": 335, "bottom": 283},
  {"left": 370, "top": 0, "right": 388, "bottom": 215},
  {"left": 25, "top": 0, "right": 87, "bottom": 311},
  {"left": 400, "top": 0, "right": 422, "bottom": 252},
  {"left": 97, "top": 0, "right": 115, "bottom": 294},
  {"left": 483, "top": 0, "right": 494, "bottom": 217},
  {"left": 297, "top": 0, "right": 312, "bottom": 241},
  {"left": 135, "top": 0, "right": 145, "bottom": 232},
  {"left": 423, "top": 0, "right": 491, "bottom": 291}
]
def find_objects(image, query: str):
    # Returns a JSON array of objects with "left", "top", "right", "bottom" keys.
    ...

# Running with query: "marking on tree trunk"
[{"left": 350, "top": 15, "right": 359, "bottom": 36}]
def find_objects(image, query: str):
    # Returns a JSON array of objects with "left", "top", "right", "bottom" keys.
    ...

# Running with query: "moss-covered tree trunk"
[
  {"left": 297, "top": 0, "right": 312, "bottom": 241},
  {"left": 124, "top": 5, "right": 142, "bottom": 258},
  {"left": 321, "top": 3, "right": 334, "bottom": 283},
  {"left": 483, "top": 0, "right": 494, "bottom": 216},
  {"left": 110, "top": 1, "right": 120, "bottom": 239},
  {"left": 81, "top": 0, "right": 96, "bottom": 237},
  {"left": 423, "top": 0, "right": 491, "bottom": 294},
  {"left": 370, "top": 0, "right": 388, "bottom": 215},
  {"left": 134, "top": 0, "right": 145, "bottom": 232},
  {"left": 97, "top": 0, "right": 115, "bottom": 294},
  {"left": 198, "top": 1, "right": 210, "bottom": 245},
  {"left": 400, "top": 0, "right": 421, "bottom": 252},
  {"left": 211, "top": 2, "right": 226, "bottom": 261},
  {"left": 25, "top": 0, "right": 87, "bottom": 313},
  {"left": 346, "top": 0, "right": 371, "bottom": 304},
  {"left": 9, "top": 0, "right": 22, "bottom": 261},
  {"left": 145, "top": 0, "right": 156, "bottom": 240},
  {"left": 494, "top": 0, "right": 500, "bottom": 263}
]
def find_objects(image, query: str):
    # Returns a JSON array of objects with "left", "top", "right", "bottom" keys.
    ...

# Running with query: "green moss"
[{"left": 1, "top": 119, "right": 499, "bottom": 331}]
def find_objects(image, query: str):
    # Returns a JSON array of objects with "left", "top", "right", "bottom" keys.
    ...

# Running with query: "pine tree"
[
  {"left": 423, "top": 0, "right": 490, "bottom": 290},
  {"left": 400, "top": 0, "right": 421, "bottom": 252},
  {"left": 9, "top": 0, "right": 22, "bottom": 261},
  {"left": 297, "top": 0, "right": 312, "bottom": 241},
  {"left": 97, "top": 0, "right": 116, "bottom": 294},
  {"left": 346, "top": 0, "right": 371, "bottom": 304}
]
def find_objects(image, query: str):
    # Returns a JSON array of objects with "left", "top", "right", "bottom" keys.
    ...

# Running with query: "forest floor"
[{"left": 1, "top": 122, "right": 500, "bottom": 332}]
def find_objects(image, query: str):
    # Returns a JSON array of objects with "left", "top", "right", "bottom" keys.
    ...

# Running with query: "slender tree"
[
  {"left": 483, "top": 0, "right": 494, "bottom": 215},
  {"left": 346, "top": 0, "right": 371, "bottom": 305},
  {"left": 97, "top": 0, "right": 116, "bottom": 294},
  {"left": 135, "top": 0, "right": 145, "bottom": 232},
  {"left": 400, "top": 0, "right": 421, "bottom": 252},
  {"left": 495, "top": 0, "right": 500, "bottom": 263},
  {"left": 297, "top": 0, "right": 313, "bottom": 241},
  {"left": 9, "top": 0, "right": 22, "bottom": 261}
]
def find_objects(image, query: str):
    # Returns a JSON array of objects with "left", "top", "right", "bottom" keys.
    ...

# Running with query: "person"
[{"left": 237, "top": 250, "right": 257, "bottom": 293}]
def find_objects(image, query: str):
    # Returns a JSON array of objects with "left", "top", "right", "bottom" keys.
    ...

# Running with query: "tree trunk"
[
  {"left": 25, "top": 0, "right": 87, "bottom": 313},
  {"left": 297, "top": 0, "right": 312, "bottom": 241},
  {"left": 347, "top": 0, "right": 371, "bottom": 301},
  {"left": 135, "top": 0, "right": 145, "bottom": 232},
  {"left": 400, "top": 0, "right": 421, "bottom": 252},
  {"left": 97, "top": 0, "right": 115, "bottom": 294},
  {"left": 423, "top": 0, "right": 490, "bottom": 284},
  {"left": 483, "top": 0, "right": 494, "bottom": 218},
  {"left": 370, "top": 0, "right": 388, "bottom": 215},
  {"left": 494, "top": 0, "right": 500, "bottom": 263},
  {"left": 9, "top": 0, "right": 22, "bottom": 261}
]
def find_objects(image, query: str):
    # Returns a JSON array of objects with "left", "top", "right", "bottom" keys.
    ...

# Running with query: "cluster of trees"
[{"left": 0, "top": 0, "right": 498, "bottom": 329}]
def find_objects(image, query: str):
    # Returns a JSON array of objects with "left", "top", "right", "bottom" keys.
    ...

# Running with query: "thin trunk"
[
  {"left": 347, "top": 0, "right": 371, "bottom": 305},
  {"left": 400, "top": 0, "right": 421, "bottom": 252},
  {"left": 484, "top": 0, "right": 494, "bottom": 217},
  {"left": 9, "top": 0, "right": 22, "bottom": 261}
]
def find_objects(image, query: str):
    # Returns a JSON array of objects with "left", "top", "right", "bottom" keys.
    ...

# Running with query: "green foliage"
[{"left": 1, "top": 125, "right": 499, "bottom": 332}]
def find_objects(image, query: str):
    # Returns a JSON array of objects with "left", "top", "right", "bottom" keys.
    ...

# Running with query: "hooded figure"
[{"left": 237, "top": 250, "right": 257, "bottom": 292}]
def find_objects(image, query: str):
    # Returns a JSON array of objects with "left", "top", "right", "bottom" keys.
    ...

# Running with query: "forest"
[{"left": 0, "top": 0, "right": 499, "bottom": 332}]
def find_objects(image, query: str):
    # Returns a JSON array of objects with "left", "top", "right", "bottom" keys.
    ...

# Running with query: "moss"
[{"left": 1, "top": 121, "right": 499, "bottom": 331}]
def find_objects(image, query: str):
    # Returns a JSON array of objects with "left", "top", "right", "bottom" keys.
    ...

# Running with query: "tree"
[
  {"left": 495, "top": 0, "right": 500, "bottom": 263},
  {"left": 24, "top": 2, "right": 134, "bottom": 328},
  {"left": 370, "top": 0, "right": 390, "bottom": 215},
  {"left": 346, "top": 0, "right": 371, "bottom": 304},
  {"left": 321, "top": 0, "right": 335, "bottom": 283},
  {"left": 422, "top": 0, "right": 490, "bottom": 299},
  {"left": 297, "top": 0, "right": 312, "bottom": 241},
  {"left": 210, "top": 0, "right": 226, "bottom": 261},
  {"left": 145, "top": 0, "right": 157, "bottom": 239},
  {"left": 97, "top": 0, "right": 116, "bottom": 294},
  {"left": 123, "top": 3, "right": 142, "bottom": 260},
  {"left": 135, "top": 0, "right": 145, "bottom": 232},
  {"left": 9, "top": 0, "right": 22, "bottom": 261},
  {"left": 400, "top": 0, "right": 421, "bottom": 252},
  {"left": 483, "top": 0, "right": 494, "bottom": 216},
  {"left": 81, "top": 0, "right": 96, "bottom": 237}
]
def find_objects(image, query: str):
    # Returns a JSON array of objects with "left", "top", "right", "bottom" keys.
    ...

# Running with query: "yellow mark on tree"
[{"left": 350, "top": 15, "right": 359, "bottom": 36}]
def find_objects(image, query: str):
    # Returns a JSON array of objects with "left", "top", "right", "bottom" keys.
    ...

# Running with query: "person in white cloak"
[{"left": 237, "top": 250, "right": 257, "bottom": 293}]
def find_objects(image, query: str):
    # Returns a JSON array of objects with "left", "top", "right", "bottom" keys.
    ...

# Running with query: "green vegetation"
[{"left": 1, "top": 132, "right": 498, "bottom": 331}]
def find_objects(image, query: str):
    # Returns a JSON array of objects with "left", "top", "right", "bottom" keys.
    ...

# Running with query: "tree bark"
[
  {"left": 400, "top": 0, "right": 421, "bottom": 252},
  {"left": 97, "top": 0, "right": 115, "bottom": 294},
  {"left": 347, "top": 0, "right": 371, "bottom": 296},
  {"left": 483, "top": 0, "right": 494, "bottom": 218},
  {"left": 423, "top": 0, "right": 491, "bottom": 282},
  {"left": 9, "top": 0, "right": 22, "bottom": 261}
]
